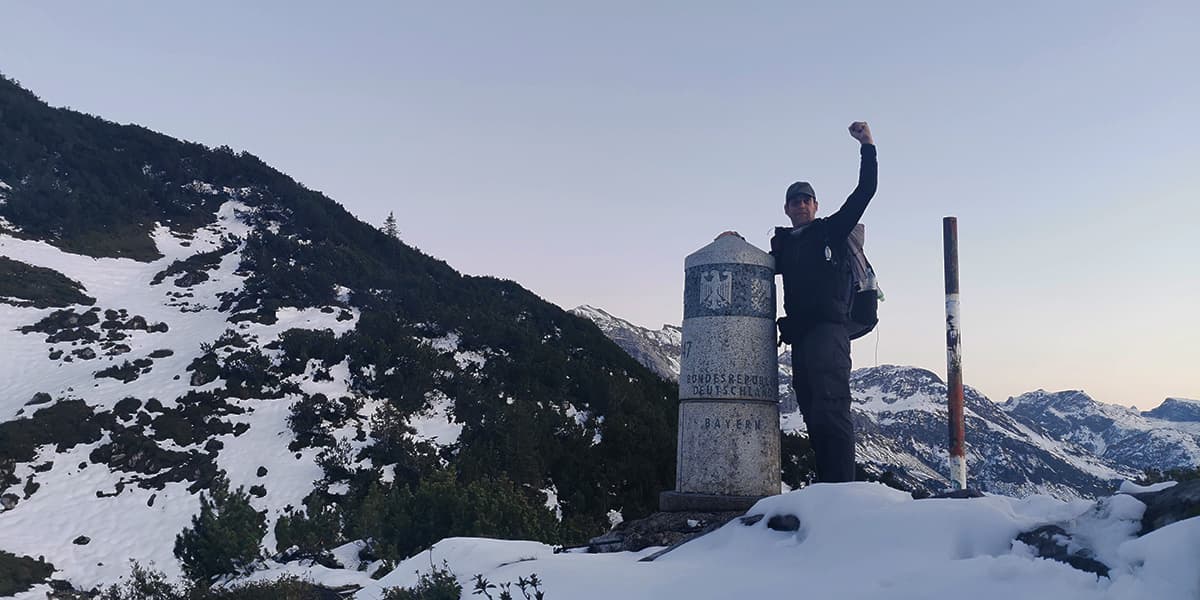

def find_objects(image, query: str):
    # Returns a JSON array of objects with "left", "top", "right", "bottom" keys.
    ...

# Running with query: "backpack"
[
  {"left": 774, "top": 223, "right": 882, "bottom": 345},
  {"left": 844, "top": 224, "right": 882, "bottom": 340}
]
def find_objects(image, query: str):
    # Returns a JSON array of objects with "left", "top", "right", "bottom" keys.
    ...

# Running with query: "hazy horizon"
[{"left": 2, "top": 2, "right": 1197, "bottom": 409}]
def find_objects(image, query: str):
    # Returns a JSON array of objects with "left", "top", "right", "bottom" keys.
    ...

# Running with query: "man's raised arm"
[{"left": 826, "top": 121, "right": 878, "bottom": 239}]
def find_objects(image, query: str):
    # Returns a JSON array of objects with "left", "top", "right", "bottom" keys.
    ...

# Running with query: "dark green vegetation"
[
  {"left": 0, "top": 551, "right": 54, "bottom": 596},
  {"left": 473, "top": 572, "right": 546, "bottom": 600},
  {"left": 151, "top": 237, "right": 239, "bottom": 286},
  {"left": 382, "top": 562, "right": 462, "bottom": 600},
  {"left": 1, "top": 73, "right": 679, "bottom": 578},
  {"left": 98, "top": 563, "right": 363, "bottom": 599},
  {"left": 0, "top": 399, "right": 102, "bottom": 466},
  {"left": 174, "top": 476, "right": 266, "bottom": 582},
  {"left": 1137, "top": 465, "right": 1200, "bottom": 485},
  {"left": 780, "top": 432, "right": 816, "bottom": 489},
  {"left": 0, "top": 256, "right": 94, "bottom": 308},
  {"left": 96, "top": 561, "right": 468, "bottom": 600}
]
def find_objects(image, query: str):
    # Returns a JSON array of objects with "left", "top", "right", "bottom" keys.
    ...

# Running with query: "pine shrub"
[
  {"left": 173, "top": 475, "right": 266, "bottom": 582},
  {"left": 381, "top": 561, "right": 461, "bottom": 600}
]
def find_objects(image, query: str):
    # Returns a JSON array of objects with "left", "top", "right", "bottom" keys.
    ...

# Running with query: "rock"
[
  {"left": 582, "top": 510, "right": 741, "bottom": 554},
  {"left": 72, "top": 536, "right": 90, "bottom": 545},
  {"left": 190, "top": 370, "right": 217, "bottom": 386},
  {"left": 72, "top": 347, "right": 96, "bottom": 360},
  {"left": 1131, "top": 479, "right": 1200, "bottom": 534},
  {"left": 1, "top": 493, "right": 18, "bottom": 510},
  {"left": 767, "top": 514, "right": 801, "bottom": 532},
  {"left": 1015, "top": 525, "right": 1109, "bottom": 577},
  {"left": 739, "top": 514, "right": 764, "bottom": 526},
  {"left": 148, "top": 348, "right": 174, "bottom": 359},
  {"left": 249, "top": 485, "right": 267, "bottom": 498},
  {"left": 25, "top": 392, "right": 53, "bottom": 406},
  {"left": 929, "top": 488, "right": 985, "bottom": 499},
  {"left": 257, "top": 466, "right": 268, "bottom": 477},
  {"left": 173, "top": 271, "right": 209, "bottom": 288}
]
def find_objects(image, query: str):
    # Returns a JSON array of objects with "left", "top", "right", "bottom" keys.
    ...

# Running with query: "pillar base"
[{"left": 659, "top": 490, "right": 766, "bottom": 512}]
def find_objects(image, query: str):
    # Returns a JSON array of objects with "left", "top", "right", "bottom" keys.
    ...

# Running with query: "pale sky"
[{"left": 2, "top": 2, "right": 1197, "bottom": 409}]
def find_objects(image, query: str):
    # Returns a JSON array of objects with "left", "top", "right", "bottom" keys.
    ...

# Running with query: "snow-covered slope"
[
  {"left": 0, "top": 200, "right": 363, "bottom": 588},
  {"left": 2, "top": 75, "right": 688, "bottom": 594},
  {"left": 1004, "top": 390, "right": 1200, "bottom": 473}
]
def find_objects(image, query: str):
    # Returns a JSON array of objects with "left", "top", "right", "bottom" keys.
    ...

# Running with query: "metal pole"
[{"left": 943, "top": 217, "right": 967, "bottom": 490}]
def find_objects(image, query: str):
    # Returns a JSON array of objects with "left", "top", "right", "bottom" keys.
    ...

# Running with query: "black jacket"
[{"left": 771, "top": 144, "right": 877, "bottom": 331}]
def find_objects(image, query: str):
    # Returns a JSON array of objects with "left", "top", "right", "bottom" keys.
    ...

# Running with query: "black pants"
[{"left": 791, "top": 322, "right": 856, "bottom": 483}]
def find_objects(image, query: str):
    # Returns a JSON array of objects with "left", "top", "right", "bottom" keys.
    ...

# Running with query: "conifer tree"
[
  {"left": 383, "top": 211, "right": 398, "bottom": 239},
  {"left": 173, "top": 474, "right": 265, "bottom": 582}
]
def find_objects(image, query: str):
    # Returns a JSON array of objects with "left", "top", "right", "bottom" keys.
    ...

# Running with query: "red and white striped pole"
[{"left": 943, "top": 217, "right": 967, "bottom": 490}]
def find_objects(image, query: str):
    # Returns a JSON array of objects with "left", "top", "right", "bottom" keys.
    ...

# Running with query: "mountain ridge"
[{"left": 571, "top": 304, "right": 1200, "bottom": 499}]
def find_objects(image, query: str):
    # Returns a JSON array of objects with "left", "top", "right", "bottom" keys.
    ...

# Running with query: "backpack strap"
[{"left": 845, "top": 224, "right": 871, "bottom": 292}]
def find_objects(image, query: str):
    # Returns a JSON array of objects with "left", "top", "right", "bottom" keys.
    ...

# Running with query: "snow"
[
  {"left": 0, "top": 438, "right": 202, "bottom": 588},
  {"left": 1118, "top": 480, "right": 1178, "bottom": 494},
  {"left": 607, "top": 509, "right": 623, "bottom": 528},
  {"left": 0, "top": 199, "right": 367, "bottom": 590},
  {"left": 421, "top": 331, "right": 489, "bottom": 370},
  {"left": 542, "top": 484, "right": 563, "bottom": 521},
  {"left": 0, "top": 202, "right": 262, "bottom": 419},
  {"left": 297, "top": 483, "right": 1199, "bottom": 600},
  {"left": 213, "top": 396, "right": 325, "bottom": 554},
  {"left": 408, "top": 390, "right": 463, "bottom": 447}
]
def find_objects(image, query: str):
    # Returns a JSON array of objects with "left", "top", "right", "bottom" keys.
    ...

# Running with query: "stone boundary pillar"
[{"left": 661, "top": 233, "right": 780, "bottom": 512}]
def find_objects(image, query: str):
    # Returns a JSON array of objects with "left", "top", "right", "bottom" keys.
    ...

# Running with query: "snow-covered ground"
[
  {"left": 0, "top": 199, "right": 366, "bottom": 590},
  {"left": 29, "top": 482, "right": 1186, "bottom": 600}
]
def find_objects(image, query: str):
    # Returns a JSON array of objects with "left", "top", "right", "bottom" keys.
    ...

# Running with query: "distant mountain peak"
[
  {"left": 1143, "top": 397, "right": 1200, "bottom": 422},
  {"left": 570, "top": 305, "right": 681, "bottom": 380}
]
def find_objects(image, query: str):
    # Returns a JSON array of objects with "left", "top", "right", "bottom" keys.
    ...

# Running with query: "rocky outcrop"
[
  {"left": 1130, "top": 479, "right": 1200, "bottom": 534},
  {"left": 581, "top": 510, "right": 742, "bottom": 554}
]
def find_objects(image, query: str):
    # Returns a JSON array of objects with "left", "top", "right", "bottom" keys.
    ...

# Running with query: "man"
[{"left": 771, "top": 121, "right": 877, "bottom": 483}]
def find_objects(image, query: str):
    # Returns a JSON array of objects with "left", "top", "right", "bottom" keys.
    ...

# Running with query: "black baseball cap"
[{"left": 786, "top": 181, "right": 816, "bottom": 203}]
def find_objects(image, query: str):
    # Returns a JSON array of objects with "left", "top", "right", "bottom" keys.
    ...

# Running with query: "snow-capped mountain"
[
  {"left": 569, "top": 306, "right": 681, "bottom": 381},
  {"left": 1141, "top": 397, "right": 1200, "bottom": 423},
  {"left": 571, "top": 305, "right": 802, "bottom": 412},
  {"left": 571, "top": 306, "right": 1200, "bottom": 499},
  {"left": 848, "top": 366, "right": 1135, "bottom": 498},
  {"left": 1003, "top": 390, "right": 1200, "bottom": 474}
]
